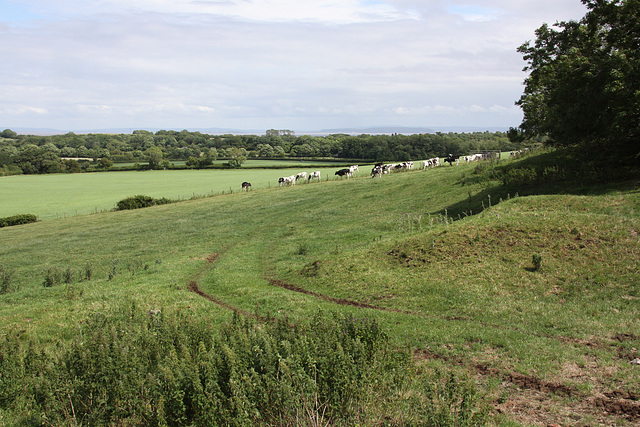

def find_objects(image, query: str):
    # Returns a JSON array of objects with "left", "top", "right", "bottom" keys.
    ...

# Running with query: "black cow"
[
  {"left": 241, "top": 182, "right": 251, "bottom": 191},
  {"left": 335, "top": 168, "right": 352, "bottom": 179},
  {"left": 444, "top": 154, "right": 459, "bottom": 166}
]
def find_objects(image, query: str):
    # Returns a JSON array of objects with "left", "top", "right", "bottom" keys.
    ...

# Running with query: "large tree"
[{"left": 514, "top": 0, "right": 639, "bottom": 159}]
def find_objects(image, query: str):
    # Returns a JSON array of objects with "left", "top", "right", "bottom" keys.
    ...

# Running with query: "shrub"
[
  {"left": 532, "top": 253, "right": 543, "bottom": 271},
  {"left": 0, "top": 214, "right": 37, "bottom": 228},
  {"left": 0, "top": 307, "right": 489, "bottom": 426},
  {"left": 43, "top": 266, "right": 63, "bottom": 287},
  {"left": 115, "top": 195, "right": 174, "bottom": 211}
]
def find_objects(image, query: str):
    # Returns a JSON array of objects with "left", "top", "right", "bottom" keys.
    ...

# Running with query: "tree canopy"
[{"left": 514, "top": 0, "right": 639, "bottom": 160}]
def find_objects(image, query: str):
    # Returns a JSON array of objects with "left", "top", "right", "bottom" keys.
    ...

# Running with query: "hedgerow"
[
  {"left": 115, "top": 194, "right": 175, "bottom": 211},
  {"left": 0, "top": 214, "right": 37, "bottom": 228},
  {"left": 0, "top": 306, "right": 488, "bottom": 426}
]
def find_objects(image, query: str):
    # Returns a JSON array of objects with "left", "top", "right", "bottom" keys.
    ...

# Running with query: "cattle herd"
[{"left": 244, "top": 151, "right": 516, "bottom": 190}]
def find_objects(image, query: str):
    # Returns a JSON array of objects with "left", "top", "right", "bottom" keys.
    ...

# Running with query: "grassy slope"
[{"left": 1, "top": 155, "right": 639, "bottom": 425}]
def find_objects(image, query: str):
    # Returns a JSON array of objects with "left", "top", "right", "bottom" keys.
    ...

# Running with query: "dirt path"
[
  {"left": 265, "top": 277, "right": 415, "bottom": 314},
  {"left": 186, "top": 252, "right": 251, "bottom": 317}
]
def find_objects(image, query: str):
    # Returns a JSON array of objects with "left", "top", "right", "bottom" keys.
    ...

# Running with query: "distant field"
[
  {"left": 114, "top": 159, "right": 353, "bottom": 168},
  {"left": 0, "top": 165, "right": 367, "bottom": 220}
]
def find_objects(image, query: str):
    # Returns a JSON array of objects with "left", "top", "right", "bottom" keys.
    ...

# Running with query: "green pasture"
[
  {"left": 0, "top": 164, "right": 366, "bottom": 220},
  {"left": 114, "top": 159, "right": 353, "bottom": 168},
  {"left": 1, "top": 154, "right": 639, "bottom": 425}
]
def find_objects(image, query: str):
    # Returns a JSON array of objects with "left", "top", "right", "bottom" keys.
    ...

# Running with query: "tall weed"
[{"left": 0, "top": 307, "right": 488, "bottom": 426}]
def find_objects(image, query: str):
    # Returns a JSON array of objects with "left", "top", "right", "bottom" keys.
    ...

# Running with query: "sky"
[{"left": 0, "top": 0, "right": 588, "bottom": 133}]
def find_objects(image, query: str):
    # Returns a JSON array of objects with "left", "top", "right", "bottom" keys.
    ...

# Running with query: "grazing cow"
[
  {"left": 335, "top": 168, "right": 352, "bottom": 179},
  {"left": 279, "top": 176, "right": 295, "bottom": 186},
  {"left": 371, "top": 165, "right": 383, "bottom": 178},
  {"left": 308, "top": 171, "right": 321, "bottom": 182},
  {"left": 349, "top": 165, "right": 359, "bottom": 173},
  {"left": 444, "top": 154, "right": 459, "bottom": 166},
  {"left": 296, "top": 172, "right": 307, "bottom": 182},
  {"left": 241, "top": 182, "right": 251, "bottom": 191},
  {"left": 422, "top": 157, "right": 440, "bottom": 170}
]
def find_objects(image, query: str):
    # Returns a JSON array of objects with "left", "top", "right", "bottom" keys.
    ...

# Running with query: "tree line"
[{"left": 0, "top": 128, "right": 517, "bottom": 175}]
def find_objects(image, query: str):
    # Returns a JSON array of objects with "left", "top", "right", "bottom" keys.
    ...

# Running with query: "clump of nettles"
[{"left": 532, "top": 253, "right": 542, "bottom": 271}]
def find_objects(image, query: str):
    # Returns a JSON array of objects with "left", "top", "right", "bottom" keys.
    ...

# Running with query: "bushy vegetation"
[
  {"left": 115, "top": 194, "right": 175, "bottom": 211},
  {"left": 0, "top": 213, "right": 37, "bottom": 228},
  {"left": 0, "top": 307, "right": 487, "bottom": 426}
]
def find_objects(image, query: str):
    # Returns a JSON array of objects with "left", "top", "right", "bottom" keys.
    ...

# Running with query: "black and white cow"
[
  {"left": 308, "top": 171, "right": 321, "bottom": 182},
  {"left": 444, "top": 154, "right": 459, "bottom": 166},
  {"left": 335, "top": 168, "right": 352, "bottom": 179},
  {"left": 241, "top": 182, "right": 251, "bottom": 191}
]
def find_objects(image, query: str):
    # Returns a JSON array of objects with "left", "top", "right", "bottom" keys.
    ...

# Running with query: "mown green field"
[
  {"left": 1, "top": 153, "right": 639, "bottom": 425},
  {"left": 114, "top": 159, "right": 352, "bottom": 168},
  {"left": 0, "top": 164, "right": 364, "bottom": 220}
]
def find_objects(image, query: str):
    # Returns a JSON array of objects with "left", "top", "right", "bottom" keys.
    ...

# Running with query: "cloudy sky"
[{"left": 1, "top": 0, "right": 587, "bottom": 133}]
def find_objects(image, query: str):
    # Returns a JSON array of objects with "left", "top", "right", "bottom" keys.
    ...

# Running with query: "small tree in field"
[{"left": 226, "top": 147, "right": 246, "bottom": 168}]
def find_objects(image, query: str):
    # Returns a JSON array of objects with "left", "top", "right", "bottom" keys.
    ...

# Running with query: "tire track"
[
  {"left": 186, "top": 252, "right": 252, "bottom": 318},
  {"left": 265, "top": 277, "right": 414, "bottom": 314}
]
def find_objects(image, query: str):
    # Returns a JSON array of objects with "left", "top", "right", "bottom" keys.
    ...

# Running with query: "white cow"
[
  {"left": 279, "top": 175, "right": 296, "bottom": 186},
  {"left": 295, "top": 172, "right": 307, "bottom": 182},
  {"left": 422, "top": 157, "right": 440, "bottom": 170},
  {"left": 308, "top": 171, "right": 321, "bottom": 182}
]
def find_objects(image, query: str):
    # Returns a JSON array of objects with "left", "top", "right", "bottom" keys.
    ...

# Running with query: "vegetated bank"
[{"left": 0, "top": 148, "right": 638, "bottom": 426}]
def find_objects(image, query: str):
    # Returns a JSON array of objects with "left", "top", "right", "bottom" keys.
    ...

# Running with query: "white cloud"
[{"left": 0, "top": 0, "right": 588, "bottom": 131}]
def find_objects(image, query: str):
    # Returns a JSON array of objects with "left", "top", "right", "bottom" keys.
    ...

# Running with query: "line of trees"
[{"left": 0, "top": 128, "right": 517, "bottom": 175}]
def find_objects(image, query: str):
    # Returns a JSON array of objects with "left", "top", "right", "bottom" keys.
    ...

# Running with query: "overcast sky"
[{"left": 1, "top": 0, "right": 588, "bottom": 133}]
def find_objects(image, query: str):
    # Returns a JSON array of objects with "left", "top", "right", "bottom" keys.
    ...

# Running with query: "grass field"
[
  {"left": 0, "top": 164, "right": 365, "bottom": 220},
  {"left": 1, "top": 153, "right": 639, "bottom": 425},
  {"left": 114, "top": 159, "right": 354, "bottom": 168}
]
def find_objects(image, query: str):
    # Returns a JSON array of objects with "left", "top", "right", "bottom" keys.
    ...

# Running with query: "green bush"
[
  {"left": 115, "top": 195, "right": 174, "bottom": 211},
  {"left": 0, "top": 307, "right": 488, "bottom": 426},
  {"left": 0, "top": 214, "right": 37, "bottom": 228}
]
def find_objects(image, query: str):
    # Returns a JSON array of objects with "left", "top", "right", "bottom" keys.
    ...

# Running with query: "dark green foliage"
[
  {"left": 115, "top": 194, "right": 175, "bottom": 211},
  {"left": 84, "top": 262, "right": 93, "bottom": 281},
  {"left": 532, "top": 253, "right": 543, "bottom": 271},
  {"left": 42, "top": 266, "right": 63, "bottom": 287},
  {"left": 515, "top": 0, "right": 640, "bottom": 161},
  {"left": 0, "top": 214, "right": 37, "bottom": 228},
  {"left": 0, "top": 307, "right": 487, "bottom": 426}
]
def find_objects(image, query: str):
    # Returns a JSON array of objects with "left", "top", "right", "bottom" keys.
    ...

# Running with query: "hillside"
[{"left": 1, "top": 152, "right": 639, "bottom": 425}]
